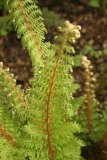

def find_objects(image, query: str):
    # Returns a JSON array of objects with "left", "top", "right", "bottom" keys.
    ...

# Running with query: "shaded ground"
[{"left": 0, "top": 0, "right": 107, "bottom": 159}]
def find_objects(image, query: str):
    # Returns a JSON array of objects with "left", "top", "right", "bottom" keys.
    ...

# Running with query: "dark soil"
[{"left": 0, "top": 0, "right": 107, "bottom": 159}]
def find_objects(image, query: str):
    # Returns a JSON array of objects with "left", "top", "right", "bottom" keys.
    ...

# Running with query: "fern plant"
[
  {"left": 0, "top": 0, "right": 85, "bottom": 159},
  {"left": 73, "top": 56, "right": 107, "bottom": 159}
]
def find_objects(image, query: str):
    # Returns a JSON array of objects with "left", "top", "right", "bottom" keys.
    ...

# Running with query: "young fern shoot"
[{"left": 75, "top": 56, "right": 107, "bottom": 146}]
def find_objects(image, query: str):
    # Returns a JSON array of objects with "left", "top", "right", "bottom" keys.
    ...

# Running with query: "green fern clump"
[
  {"left": 0, "top": 0, "right": 85, "bottom": 159},
  {"left": 41, "top": 7, "right": 65, "bottom": 29},
  {"left": 73, "top": 56, "right": 107, "bottom": 146}
]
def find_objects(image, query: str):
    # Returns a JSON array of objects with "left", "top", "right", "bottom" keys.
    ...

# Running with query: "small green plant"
[
  {"left": 0, "top": 1, "right": 13, "bottom": 36},
  {"left": 74, "top": 44, "right": 103, "bottom": 67},
  {"left": 95, "top": 55, "right": 107, "bottom": 100},
  {"left": 89, "top": 0, "right": 100, "bottom": 7},
  {"left": 89, "top": 0, "right": 107, "bottom": 13},
  {"left": 0, "top": 16, "right": 13, "bottom": 36},
  {"left": 41, "top": 7, "right": 65, "bottom": 29}
]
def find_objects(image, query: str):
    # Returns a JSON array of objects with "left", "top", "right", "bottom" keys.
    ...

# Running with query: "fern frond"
[
  {"left": 74, "top": 56, "right": 107, "bottom": 145},
  {"left": 0, "top": 0, "right": 85, "bottom": 159},
  {"left": 6, "top": 0, "right": 48, "bottom": 71}
]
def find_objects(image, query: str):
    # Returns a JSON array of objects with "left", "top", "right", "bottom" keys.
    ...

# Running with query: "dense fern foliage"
[
  {"left": 1, "top": 0, "right": 107, "bottom": 159},
  {"left": 0, "top": 0, "right": 85, "bottom": 159}
]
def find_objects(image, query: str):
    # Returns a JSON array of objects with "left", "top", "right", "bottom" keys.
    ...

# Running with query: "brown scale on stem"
[{"left": 0, "top": 125, "right": 16, "bottom": 148}]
